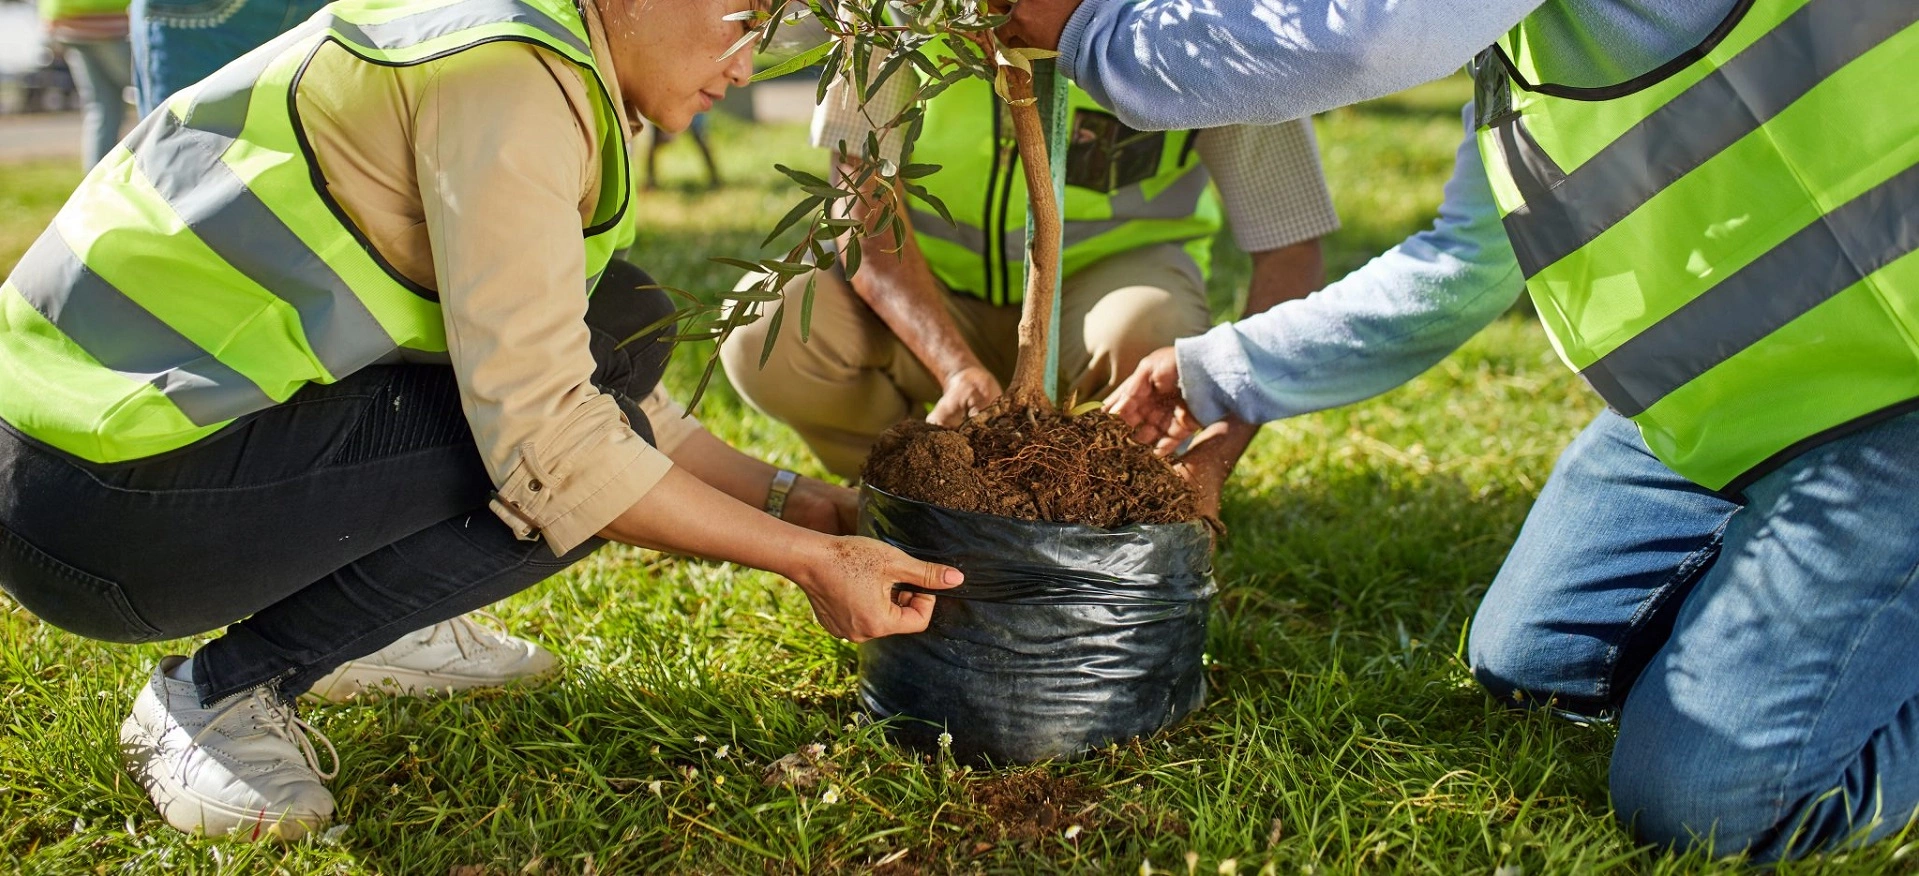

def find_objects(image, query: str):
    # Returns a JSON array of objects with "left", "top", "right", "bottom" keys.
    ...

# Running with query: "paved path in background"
[{"left": 0, "top": 111, "right": 85, "bottom": 163}]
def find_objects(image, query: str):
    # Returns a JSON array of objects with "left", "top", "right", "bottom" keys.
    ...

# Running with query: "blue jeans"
[
  {"left": 0, "top": 263, "right": 672, "bottom": 706},
  {"left": 56, "top": 38, "right": 133, "bottom": 168},
  {"left": 1470, "top": 409, "right": 1919, "bottom": 862},
  {"left": 129, "top": 0, "right": 326, "bottom": 115}
]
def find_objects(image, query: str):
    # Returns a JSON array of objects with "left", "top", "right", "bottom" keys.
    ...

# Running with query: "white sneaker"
[
  {"left": 302, "top": 613, "right": 558, "bottom": 703},
  {"left": 119, "top": 657, "right": 338, "bottom": 840}
]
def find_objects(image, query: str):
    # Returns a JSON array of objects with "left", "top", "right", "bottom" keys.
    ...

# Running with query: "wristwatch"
[{"left": 764, "top": 469, "right": 799, "bottom": 519}]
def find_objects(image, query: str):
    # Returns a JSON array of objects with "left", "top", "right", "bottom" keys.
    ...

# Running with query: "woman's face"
[{"left": 602, "top": 0, "right": 760, "bottom": 133}]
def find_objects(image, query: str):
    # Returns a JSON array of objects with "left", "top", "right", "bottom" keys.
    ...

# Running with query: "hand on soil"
[
  {"left": 797, "top": 536, "right": 963, "bottom": 642},
  {"left": 1105, "top": 346, "right": 1203, "bottom": 456},
  {"left": 928, "top": 366, "right": 1004, "bottom": 427}
]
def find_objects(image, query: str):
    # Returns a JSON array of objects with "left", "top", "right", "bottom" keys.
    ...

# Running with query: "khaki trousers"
[{"left": 720, "top": 243, "right": 1212, "bottom": 479}]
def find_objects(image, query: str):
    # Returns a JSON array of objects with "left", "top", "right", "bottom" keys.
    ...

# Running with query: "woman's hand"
[
  {"left": 792, "top": 536, "right": 964, "bottom": 642},
  {"left": 784, "top": 477, "right": 860, "bottom": 535}
]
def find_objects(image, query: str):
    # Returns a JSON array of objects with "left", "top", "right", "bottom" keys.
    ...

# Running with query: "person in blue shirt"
[{"left": 1003, "top": 0, "right": 1919, "bottom": 863}]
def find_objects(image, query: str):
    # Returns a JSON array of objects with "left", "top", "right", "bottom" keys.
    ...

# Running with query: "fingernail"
[{"left": 943, "top": 568, "right": 963, "bottom": 586}]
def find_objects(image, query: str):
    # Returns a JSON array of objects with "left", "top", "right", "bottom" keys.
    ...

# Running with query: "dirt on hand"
[{"left": 862, "top": 402, "right": 1197, "bottom": 527}]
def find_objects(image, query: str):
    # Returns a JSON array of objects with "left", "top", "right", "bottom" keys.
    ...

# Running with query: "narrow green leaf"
[
  {"left": 799, "top": 184, "right": 857, "bottom": 199},
  {"left": 752, "top": 40, "right": 835, "bottom": 82},
  {"left": 762, "top": 195, "right": 826, "bottom": 248},
  {"left": 757, "top": 303, "right": 787, "bottom": 368},
  {"left": 710, "top": 256, "right": 769, "bottom": 273},
  {"left": 843, "top": 234, "right": 863, "bottom": 278},
  {"left": 799, "top": 274, "right": 817, "bottom": 342},
  {"left": 816, "top": 42, "right": 845, "bottom": 105},
  {"left": 685, "top": 353, "right": 722, "bottom": 411},
  {"left": 902, "top": 182, "right": 954, "bottom": 227},
  {"left": 761, "top": 259, "right": 816, "bottom": 276},
  {"left": 719, "top": 28, "right": 759, "bottom": 63},
  {"left": 774, "top": 164, "right": 832, "bottom": 190}
]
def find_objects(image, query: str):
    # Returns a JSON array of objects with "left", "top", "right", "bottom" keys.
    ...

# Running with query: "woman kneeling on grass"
[{"left": 0, "top": 0, "right": 962, "bottom": 840}]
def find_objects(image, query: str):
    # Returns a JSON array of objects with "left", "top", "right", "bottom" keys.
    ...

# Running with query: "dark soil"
[{"left": 862, "top": 403, "right": 1197, "bottom": 528}]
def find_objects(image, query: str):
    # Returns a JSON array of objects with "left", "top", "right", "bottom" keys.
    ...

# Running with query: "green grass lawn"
[{"left": 2, "top": 83, "right": 1914, "bottom": 875}]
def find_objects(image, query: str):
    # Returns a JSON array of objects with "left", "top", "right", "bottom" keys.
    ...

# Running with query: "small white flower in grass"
[
  {"left": 821, "top": 785, "right": 842, "bottom": 805},
  {"left": 1184, "top": 851, "right": 1199, "bottom": 873},
  {"left": 1138, "top": 860, "right": 1154, "bottom": 876},
  {"left": 937, "top": 732, "right": 953, "bottom": 750},
  {"left": 715, "top": 745, "right": 730, "bottom": 759},
  {"left": 694, "top": 735, "right": 707, "bottom": 744},
  {"left": 1217, "top": 859, "right": 1239, "bottom": 875},
  {"left": 648, "top": 780, "right": 663, "bottom": 795},
  {"left": 805, "top": 743, "right": 827, "bottom": 759},
  {"left": 1063, "top": 825, "right": 1081, "bottom": 840},
  {"left": 714, "top": 775, "right": 725, "bottom": 786}
]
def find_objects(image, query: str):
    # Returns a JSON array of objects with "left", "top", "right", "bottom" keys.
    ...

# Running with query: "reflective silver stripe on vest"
[
  {"left": 910, "top": 166, "right": 1212, "bottom": 256},
  {"left": 325, "top": 0, "right": 589, "bottom": 58},
  {"left": 9, "top": 229, "right": 275, "bottom": 425},
  {"left": 125, "top": 101, "right": 399, "bottom": 381},
  {"left": 173, "top": 0, "right": 588, "bottom": 139},
  {"left": 1581, "top": 161, "right": 1919, "bottom": 417},
  {"left": 1501, "top": 0, "right": 1919, "bottom": 277}
]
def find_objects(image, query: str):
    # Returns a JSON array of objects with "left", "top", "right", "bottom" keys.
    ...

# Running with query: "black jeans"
[{"left": 0, "top": 261, "right": 674, "bottom": 704}]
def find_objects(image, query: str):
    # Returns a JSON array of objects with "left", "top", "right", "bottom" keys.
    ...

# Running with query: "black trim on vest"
[
  {"left": 1717, "top": 397, "right": 1919, "bottom": 502},
  {"left": 286, "top": 31, "right": 632, "bottom": 304},
  {"left": 1177, "top": 129, "right": 1200, "bottom": 167},
  {"left": 982, "top": 89, "right": 1006, "bottom": 306},
  {"left": 1492, "top": 0, "right": 1758, "bottom": 101}
]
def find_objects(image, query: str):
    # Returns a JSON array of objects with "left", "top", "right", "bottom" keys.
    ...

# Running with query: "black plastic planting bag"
[{"left": 857, "top": 485, "right": 1216, "bottom": 764}]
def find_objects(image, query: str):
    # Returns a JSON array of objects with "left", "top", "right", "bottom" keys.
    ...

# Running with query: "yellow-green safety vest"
[
  {"left": 0, "top": 0, "right": 631, "bottom": 464},
  {"left": 39, "top": 0, "right": 129, "bottom": 19},
  {"left": 1473, "top": 0, "right": 1919, "bottom": 494},
  {"left": 903, "top": 39, "right": 1221, "bottom": 306}
]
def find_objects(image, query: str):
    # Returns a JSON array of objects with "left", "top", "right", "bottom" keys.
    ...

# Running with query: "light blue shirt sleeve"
[
  {"left": 1057, "top": 0, "right": 1539, "bottom": 130},
  {"left": 1173, "top": 105, "right": 1526, "bottom": 426}
]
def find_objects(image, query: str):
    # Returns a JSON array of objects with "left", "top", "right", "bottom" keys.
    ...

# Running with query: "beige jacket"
[{"left": 294, "top": 0, "right": 700, "bottom": 554}]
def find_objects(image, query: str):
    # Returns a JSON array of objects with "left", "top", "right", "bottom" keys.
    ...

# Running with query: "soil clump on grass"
[{"left": 862, "top": 402, "right": 1197, "bottom": 528}]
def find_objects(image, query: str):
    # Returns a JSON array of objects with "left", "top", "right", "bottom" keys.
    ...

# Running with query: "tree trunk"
[{"left": 1000, "top": 65, "right": 1062, "bottom": 410}]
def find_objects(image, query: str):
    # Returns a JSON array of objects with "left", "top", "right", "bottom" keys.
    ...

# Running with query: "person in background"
[
  {"left": 1006, "top": 0, "right": 1919, "bottom": 862},
  {"left": 128, "top": 0, "right": 324, "bottom": 114},
  {"left": 38, "top": 0, "right": 131, "bottom": 168},
  {"left": 720, "top": 36, "right": 1336, "bottom": 517},
  {"left": 0, "top": 0, "right": 961, "bottom": 840},
  {"left": 645, "top": 112, "right": 723, "bottom": 190}
]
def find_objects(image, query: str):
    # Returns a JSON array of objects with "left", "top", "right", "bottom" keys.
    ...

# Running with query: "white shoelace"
[
  {"left": 422, "top": 612, "right": 515, "bottom": 662},
  {"left": 187, "top": 687, "right": 340, "bottom": 782}
]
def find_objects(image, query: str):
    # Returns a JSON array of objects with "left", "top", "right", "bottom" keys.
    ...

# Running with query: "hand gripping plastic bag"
[{"left": 857, "top": 485, "right": 1216, "bottom": 764}]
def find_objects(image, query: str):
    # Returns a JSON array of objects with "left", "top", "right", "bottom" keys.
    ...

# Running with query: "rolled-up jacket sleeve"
[
  {"left": 413, "top": 44, "right": 673, "bottom": 555},
  {"left": 1173, "top": 104, "right": 1525, "bottom": 425}
]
